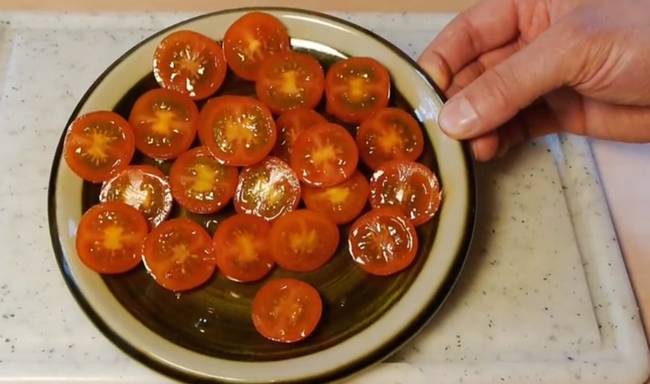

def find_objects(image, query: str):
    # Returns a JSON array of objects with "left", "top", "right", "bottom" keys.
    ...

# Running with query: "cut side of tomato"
[
  {"left": 290, "top": 122, "right": 358, "bottom": 187},
  {"left": 302, "top": 171, "right": 369, "bottom": 224},
  {"left": 252, "top": 278, "right": 322, "bottom": 343},
  {"left": 325, "top": 57, "right": 391, "bottom": 123},
  {"left": 169, "top": 146, "right": 238, "bottom": 214},
  {"left": 256, "top": 51, "right": 324, "bottom": 114},
  {"left": 223, "top": 12, "right": 290, "bottom": 81},
  {"left": 198, "top": 96, "right": 277, "bottom": 166},
  {"left": 357, "top": 107, "right": 424, "bottom": 170},
  {"left": 128, "top": 88, "right": 199, "bottom": 160},
  {"left": 348, "top": 207, "right": 418, "bottom": 276},
  {"left": 64, "top": 111, "right": 135, "bottom": 183},
  {"left": 153, "top": 30, "right": 227, "bottom": 100},
  {"left": 272, "top": 109, "right": 326, "bottom": 163},
  {"left": 213, "top": 214, "right": 274, "bottom": 282},
  {"left": 76, "top": 202, "right": 148, "bottom": 274},
  {"left": 369, "top": 160, "right": 442, "bottom": 226},
  {"left": 143, "top": 218, "right": 216, "bottom": 292},
  {"left": 234, "top": 156, "right": 301, "bottom": 221},
  {"left": 270, "top": 209, "right": 339, "bottom": 272},
  {"left": 99, "top": 165, "right": 173, "bottom": 228}
]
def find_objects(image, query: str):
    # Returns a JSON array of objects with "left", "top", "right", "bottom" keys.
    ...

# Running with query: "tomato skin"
[
  {"left": 302, "top": 171, "right": 370, "bottom": 224},
  {"left": 356, "top": 107, "right": 424, "bottom": 170},
  {"left": 348, "top": 207, "right": 418, "bottom": 276},
  {"left": 223, "top": 12, "right": 291, "bottom": 81},
  {"left": 128, "top": 88, "right": 199, "bottom": 160},
  {"left": 255, "top": 51, "right": 325, "bottom": 114},
  {"left": 153, "top": 30, "right": 227, "bottom": 100},
  {"left": 76, "top": 202, "right": 148, "bottom": 274},
  {"left": 272, "top": 109, "right": 326, "bottom": 163},
  {"left": 290, "top": 122, "right": 359, "bottom": 187},
  {"left": 64, "top": 111, "right": 135, "bottom": 183},
  {"left": 251, "top": 278, "right": 322, "bottom": 343},
  {"left": 143, "top": 218, "right": 216, "bottom": 292},
  {"left": 325, "top": 57, "right": 391, "bottom": 123},
  {"left": 198, "top": 95, "right": 277, "bottom": 166},
  {"left": 213, "top": 214, "right": 274, "bottom": 282},
  {"left": 169, "top": 146, "right": 238, "bottom": 214},
  {"left": 369, "top": 160, "right": 442, "bottom": 226},
  {"left": 270, "top": 209, "right": 339, "bottom": 272}
]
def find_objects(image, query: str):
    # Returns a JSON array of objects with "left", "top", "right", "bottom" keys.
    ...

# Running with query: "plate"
[{"left": 48, "top": 8, "right": 475, "bottom": 383}]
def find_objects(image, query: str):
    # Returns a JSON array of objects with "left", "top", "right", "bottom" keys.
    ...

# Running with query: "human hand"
[{"left": 418, "top": 0, "right": 650, "bottom": 161}]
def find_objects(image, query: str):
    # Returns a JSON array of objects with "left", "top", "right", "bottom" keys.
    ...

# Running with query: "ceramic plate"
[{"left": 48, "top": 8, "right": 475, "bottom": 383}]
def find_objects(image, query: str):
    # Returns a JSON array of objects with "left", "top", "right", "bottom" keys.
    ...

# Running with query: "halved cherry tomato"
[
  {"left": 169, "top": 146, "right": 238, "bottom": 214},
  {"left": 76, "top": 202, "right": 148, "bottom": 274},
  {"left": 270, "top": 209, "right": 339, "bottom": 272},
  {"left": 198, "top": 96, "right": 277, "bottom": 166},
  {"left": 64, "top": 111, "right": 135, "bottom": 183},
  {"left": 153, "top": 30, "right": 227, "bottom": 100},
  {"left": 99, "top": 165, "right": 173, "bottom": 227},
  {"left": 128, "top": 88, "right": 199, "bottom": 160},
  {"left": 213, "top": 214, "right": 274, "bottom": 282},
  {"left": 348, "top": 207, "right": 418, "bottom": 276},
  {"left": 302, "top": 171, "right": 369, "bottom": 224},
  {"left": 223, "top": 12, "right": 290, "bottom": 81},
  {"left": 325, "top": 57, "right": 391, "bottom": 123},
  {"left": 252, "top": 278, "right": 322, "bottom": 343},
  {"left": 143, "top": 218, "right": 216, "bottom": 292},
  {"left": 272, "top": 109, "right": 326, "bottom": 163},
  {"left": 357, "top": 107, "right": 424, "bottom": 170},
  {"left": 290, "top": 122, "right": 358, "bottom": 187},
  {"left": 369, "top": 160, "right": 442, "bottom": 226},
  {"left": 256, "top": 51, "right": 325, "bottom": 114},
  {"left": 234, "top": 157, "right": 301, "bottom": 221}
]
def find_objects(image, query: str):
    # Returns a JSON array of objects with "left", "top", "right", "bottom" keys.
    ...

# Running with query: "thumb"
[{"left": 438, "top": 26, "right": 577, "bottom": 139}]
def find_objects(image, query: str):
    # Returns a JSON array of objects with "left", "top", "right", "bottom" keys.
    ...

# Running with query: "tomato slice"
[
  {"left": 302, "top": 171, "right": 369, "bottom": 224},
  {"left": 325, "top": 57, "right": 391, "bottom": 123},
  {"left": 143, "top": 218, "right": 216, "bottom": 292},
  {"left": 272, "top": 109, "right": 326, "bottom": 163},
  {"left": 290, "top": 122, "right": 358, "bottom": 187},
  {"left": 99, "top": 165, "right": 173, "bottom": 228},
  {"left": 348, "top": 207, "right": 418, "bottom": 276},
  {"left": 251, "top": 278, "right": 322, "bottom": 343},
  {"left": 256, "top": 51, "right": 325, "bottom": 114},
  {"left": 198, "top": 96, "right": 277, "bottom": 166},
  {"left": 357, "top": 108, "right": 424, "bottom": 170},
  {"left": 213, "top": 214, "right": 274, "bottom": 282},
  {"left": 234, "top": 157, "right": 301, "bottom": 221},
  {"left": 128, "top": 88, "right": 199, "bottom": 160},
  {"left": 169, "top": 146, "right": 238, "bottom": 214},
  {"left": 369, "top": 160, "right": 442, "bottom": 226},
  {"left": 76, "top": 202, "right": 148, "bottom": 274},
  {"left": 270, "top": 209, "right": 339, "bottom": 272},
  {"left": 223, "top": 12, "right": 290, "bottom": 81},
  {"left": 64, "top": 111, "right": 135, "bottom": 183},
  {"left": 153, "top": 30, "right": 227, "bottom": 100}
]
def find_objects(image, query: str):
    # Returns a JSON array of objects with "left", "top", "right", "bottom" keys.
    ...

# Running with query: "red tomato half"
[
  {"left": 64, "top": 111, "right": 135, "bottom": 183},
  {"left": 76, "top": 202, "right": 148, "bottom": 274},
  {"left": 369, "top": 160, "right": 442, "bottom": 226},
  {"left": 272, "top": 109, "right": 326, "bottom": 163},
  {"left": 153, "top": 30, "right": 227, "bottom": 100},
  {"left": 325, "top": 57, "right": 390, "bottom": 123},
  {"left": 252, "top": 278, "right": 322, "bottom": 343},
  {"left": 302, "top": 171, "right": 369, "bottom": 224},
  {"left": 213, "top": 214, "right": 274, "bottom": 282},
  {"left": 128, "top": 88, "right": 199, "bottom": 160},
  {"left": 143, "top": 218, "right": 216, "bottom": 292},
  {"left": 198, "top": 96, "right": 277, "bottom": 166},
  {"left": 348, "top": 207, "right": 418, "bottom": 276},
  {"left": 223, "top": 12, "right": 290, "bottom": 81}
]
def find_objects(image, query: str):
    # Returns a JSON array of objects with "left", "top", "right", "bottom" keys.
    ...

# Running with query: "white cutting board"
[{"left": 0, "top": 12, "right": 646, "bottom": 384}]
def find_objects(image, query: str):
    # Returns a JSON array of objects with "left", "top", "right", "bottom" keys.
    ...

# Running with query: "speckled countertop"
[{"left": 0, "top": 12, "right": 647, "bottom": 384}]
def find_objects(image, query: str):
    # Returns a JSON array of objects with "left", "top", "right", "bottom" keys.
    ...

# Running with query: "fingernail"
[
  {"left": 419, "top": 58, "right": 449, "bottom": 91},
  {"left": 438, "top": 96, "right": 479, "bottom": 137}
]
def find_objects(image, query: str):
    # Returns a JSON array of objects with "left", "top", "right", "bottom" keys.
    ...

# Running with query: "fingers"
[{"left": 469, "top": 132, "right": 499, "bottom": 161}]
